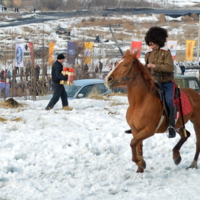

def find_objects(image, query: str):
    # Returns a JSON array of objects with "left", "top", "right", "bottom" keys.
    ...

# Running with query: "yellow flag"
[
  {"left": 84, "top": 42, "right": 94, "bottom": 64},
  {"left": 49, "top": 43, "right": 54, "bottom": 66},
  {"left": 185, "top": 40, "right": 195, "bottom": 61},
  {"left": 13, "top": 0, "right": 21, "bottom": 6}
]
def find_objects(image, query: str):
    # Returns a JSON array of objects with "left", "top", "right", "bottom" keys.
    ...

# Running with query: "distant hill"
[{"left": 1, "top": 0, "right": 200, "bottom": 11}]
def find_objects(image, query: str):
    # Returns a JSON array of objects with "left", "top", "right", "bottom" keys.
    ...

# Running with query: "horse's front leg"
[
  {"left": 130, "top": 138, "right": 146, "bottom": 172},
  {"left": 136, "top": 141, "right": 144, "bottom": 173},
  {"left": 130, "top": 128, "right": 154, "bottom": 172}
]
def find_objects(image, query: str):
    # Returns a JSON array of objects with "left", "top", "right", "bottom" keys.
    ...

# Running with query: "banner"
[
  {"left": 28, "top": 43, "right": 35, "bottom": 67},
  {"left": 167, "top": 40, "right": 177, "bottom": 60},
  {"left": 84, "top": 42, "right": 94, "bottom": 64},
  {"left": 49, "top": 43, "right": 54, "bottom": 66},
  {"left": 15, "top": 44, "right": 24, "bottom": 68},
  {"left": 131, "top": 41, "right": 142, "bottom": 58},
  {"left": 186, "top": 40, "right": 195, "bottom": 61},
  {"left": 67, "top": 42, "right": 76, "bottom": 65},
  {"left": 0, "top": 81, "right": 10, "bottom": 97}
]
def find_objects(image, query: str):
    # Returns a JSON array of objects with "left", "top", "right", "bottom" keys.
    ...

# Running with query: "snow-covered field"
[
  {"left": 0, "top": 96, "right": 200, "bottom": 200},
  {"left": 0, "top": 1, "right": 200, "bottom": 199}
]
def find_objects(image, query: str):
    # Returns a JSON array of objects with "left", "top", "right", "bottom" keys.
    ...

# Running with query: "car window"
[
  {"left": 174, "top": 79, "right": 183, "bottom": 88},
  {"left": 64, "top": 85, "right": 81, "bottom": 97},
  {"left": 188, "top": 80, "right": 200, "bottom": 90},
  {"left": 95, "top": 83, "right": 108, "bottom": 94},
  {"left": 112, "top": 86, "right": 127, "bottom": 93},
  {"left": 78, "top": 85, "right": 93, "bottom": 97}
]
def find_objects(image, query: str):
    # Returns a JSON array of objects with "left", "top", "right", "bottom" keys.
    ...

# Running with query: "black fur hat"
[
  {"left": 145, "top": 27, "right": 168, "bottom": 48},
  {"left": 57, "top": 54, "right": 65, "bottom": 60}
]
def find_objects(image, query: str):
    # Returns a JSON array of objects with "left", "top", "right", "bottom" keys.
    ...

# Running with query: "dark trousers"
[
  {"left": 47, "top": 82, "right": 68, "bottom": 108},
  {"left": 162, "top": 82, "right": 176, "bottom": 136},
  {"left": 162, "top": 81, "right": 174, "bottom": 109}
]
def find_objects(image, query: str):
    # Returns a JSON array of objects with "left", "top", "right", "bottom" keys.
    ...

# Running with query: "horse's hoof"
[
  {"left": 136, "top": 167, "right": 144, "bottom": 173},
  {"left": 186, "top": 161, "right": 198, "bottom": 169},
  {"left": 174, "top": 156, "right": 182, "bottom": 165},
  {"left": 140, "top": 160, "right": 146, "bottom": 169},
  {"left": 186, "top": 165, "right": 198, "bottom": 169}
]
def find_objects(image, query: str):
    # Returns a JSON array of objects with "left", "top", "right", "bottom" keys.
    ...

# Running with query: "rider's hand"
[{"left": 147, "top": 63, "right": 155, "bottom": 68}]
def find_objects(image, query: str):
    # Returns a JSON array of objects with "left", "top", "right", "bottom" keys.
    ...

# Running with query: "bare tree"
[
  {"left": 37, "top": 0, "right": 64, "bottom": 10},
  {"left": 65, "top": 0, "right": 80, "bottom": 10}
]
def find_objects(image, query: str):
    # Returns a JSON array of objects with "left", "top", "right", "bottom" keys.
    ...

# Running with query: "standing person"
[
  {"left": 43, "top": 64, "right": 47, "bottom": 76},
  {"left": 26, "top": 60, "right": 31, "bottom": 80},
  {"left": 83, "top": 64, "right": 89, "bottom": 72},
  {"left": 1, "top": 69, "right": 4, "bottom": 80},
  {"left": 45, "top": 54, "right": 68, "bottom": 110},
  {"left": 95, "top": 35, "right": 100, "bottom": 43},
  {"left": 7, "top": 69, "right": 12, "bottom": 80},
  {"left": 15, "top": 66, "right": 19, "bottom": 74},
  {"left": 99, "top": 61, "right": 103, "bottom": 73},
  {"left": 83, "top": 64, "right": 89, "bottom": 78},
  {"left": 179, "top": 62, "right": 185, "bottom": 75},
  {"left": 20, "top": 68, "right": 24, "bottom": 81},
  {"left": 35, "top": 65, "right": 40, "bottom": 80},
  {"left": 95, "top": 65, "right": 98, "bottom": 73},
  {"left": 125, "top": 27, "right": 176, "bottom": 138}
]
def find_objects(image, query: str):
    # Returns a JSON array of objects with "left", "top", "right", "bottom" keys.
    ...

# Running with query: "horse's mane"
[
  {"left": 137, "top": 60, "right": 156, "bottom": 93},
  {"left": 123, "top": 51, "right": 156, "bottom": 93}
]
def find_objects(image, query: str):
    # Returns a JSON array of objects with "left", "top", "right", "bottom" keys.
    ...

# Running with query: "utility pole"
[
  {"left": 42, "top": 21, "right": 45, "bottom": 95},
  {"left": 197, "top": 15, "right": 200, "bottom": 62},
  {"left": 198, "top": 15, "right": 200, "bottom": 79}
]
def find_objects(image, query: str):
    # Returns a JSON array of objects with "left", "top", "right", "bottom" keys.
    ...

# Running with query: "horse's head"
[{"left": 105, "top": 50, "right": 139, "bottom": 89}]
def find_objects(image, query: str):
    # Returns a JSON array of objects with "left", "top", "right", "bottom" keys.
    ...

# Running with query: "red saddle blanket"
[{"left": 174, "top": 91, "right": 192, "bottom": 119}]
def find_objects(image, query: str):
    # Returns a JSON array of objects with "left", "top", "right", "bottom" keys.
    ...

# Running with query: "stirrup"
[
  {"left": 167, "top": 126, "right": 176, "bottom": 138},
  {"left": 125, "top": 129, "right": 132, "bottom": 134}
]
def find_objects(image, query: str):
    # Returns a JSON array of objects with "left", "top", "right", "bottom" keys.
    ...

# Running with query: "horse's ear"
[
  {"left": 125, "top": 49, "right": 131, "bottom": 55},
  {"left": 132, "top": 50, "right": 138, "bottom": 58},
  {"left": 130, "top": 49, "right": 138, "bottom": 58},
  {"left": 125, "top": 49, "right": 138, "bottom": 58}
]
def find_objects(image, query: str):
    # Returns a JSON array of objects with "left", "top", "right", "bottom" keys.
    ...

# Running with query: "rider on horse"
[{"left": 125, "top": 27, "right": 176, "bottom": 138}]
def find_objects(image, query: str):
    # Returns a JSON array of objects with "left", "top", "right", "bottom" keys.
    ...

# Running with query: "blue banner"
[
  {"left": 0, "top": 81, "right": 10, "bottom": 97},
  {"left": 67, "top": 42, "right": 76, "bottom": 65},
  {"left": 15, "top": 44, "right": 24, "bottom": 68}
]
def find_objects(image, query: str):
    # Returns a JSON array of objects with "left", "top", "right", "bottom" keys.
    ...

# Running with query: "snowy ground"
[
  {"left": 0, "top": 96, "right": 199, "bottom": 200},
  {"left": 0, "top": 2, "right": 200, "bottom": 199}
]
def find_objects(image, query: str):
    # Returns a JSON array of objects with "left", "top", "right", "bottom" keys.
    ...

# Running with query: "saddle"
[{"left": 154, "top": 80, "right": 192, "bottom": 118}]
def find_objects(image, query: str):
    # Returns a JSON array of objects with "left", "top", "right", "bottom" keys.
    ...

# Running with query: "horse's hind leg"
[
  {"left": 187, "top": 124, "right": 200, "bottom": 169},
  {"left": 173, "top": 127, "right": 191, "bottom": 165}
]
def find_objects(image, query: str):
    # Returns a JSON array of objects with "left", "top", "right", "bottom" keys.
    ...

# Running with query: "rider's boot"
[{"left": 168, "top": 106, "right": 176, "bottom": 138}]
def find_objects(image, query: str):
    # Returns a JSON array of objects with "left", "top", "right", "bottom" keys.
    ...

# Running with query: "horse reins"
[{"left": 120, "top": 60, "right": 140, "bottom": 83}]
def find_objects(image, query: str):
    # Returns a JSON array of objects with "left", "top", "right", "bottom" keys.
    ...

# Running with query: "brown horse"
[{"left": 105, "top": 50, "right": 200, "bottom": 173}]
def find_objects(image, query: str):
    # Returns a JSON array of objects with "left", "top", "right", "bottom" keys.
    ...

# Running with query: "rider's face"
[
  {"left": 58, "top": 59, "right": 65, "bottom": 64},
  {"left": 149, "top": 42, "right": 159, "bottom": 50}
]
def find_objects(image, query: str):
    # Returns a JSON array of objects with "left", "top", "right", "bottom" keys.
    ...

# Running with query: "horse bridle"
[{"left": 120, "top": 60, "right": 140, "bottom": 83}]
